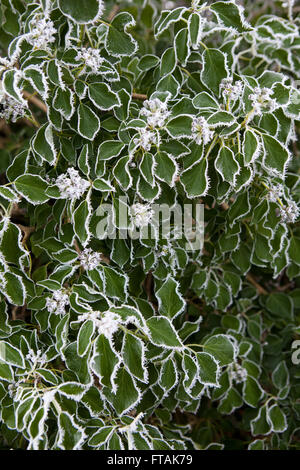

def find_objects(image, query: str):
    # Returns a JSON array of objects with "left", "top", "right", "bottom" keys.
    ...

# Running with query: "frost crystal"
[
  {"left": 229, "top": 363, "right": 248, "bottom": 384},
  {"left": 46, "top": 290, "right": 69, "bottom": 315},
  {"left": 79, "top": 248, "right": 102, "bottom": 270},
  {"left": 28, "top": 18, "right": 57, "bottom": 50},
  {"left": 266, "top": 183, "right": 285, "bottom": 203},
  {"left": 164, "top": 1, "right": 176, "bottom": 8},
  {"left": 249, "top": 87, "right": 277, "bottom": 115},
  {"left": 75, "top": 48, "right": 104, "bottom": 74},
  {"left": 279, "top": 199, "right": 299, "bottom": 223},
  {"left": 140, "top": 98, "right": 170, "bottom": 128},
  {"left": 130, "top": 203, "right": 154, "bottom": 228},
  {"left": 97, "top": 0, "right": 105, "bottom": 17},
  {"left": 26, "top": 349, "right": 47, "bottom": 368},
  {"left": 119, "top": 412, "right": 144, "bottom": 434},
  {"left": 191, "top": 116, "right": 214, "bottom": 145},
  {"left": 0, "top": 56, "right": 15, "bottom": 73},
  {"left": 133, "top": 128, "right": 159, "bottom": 151},
  {"left": 0, "top": 83, "right": 27, "bottom": 122},
  {"left": 220, "top": 78, "right": 244, "bottom": 101},
  {"left": 191, "top": 0, "right": 202, "bottom": 11},
  {"left": 78, "top": 310, "right": 121, "bottom": 338},
  {"left": 56, "top": 168, "right": 90, "bottom": 200}
]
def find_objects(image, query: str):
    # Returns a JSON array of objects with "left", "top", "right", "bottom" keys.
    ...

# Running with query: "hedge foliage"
[{"left": 0, "top": 0, "right": 300, "bottom": 450}]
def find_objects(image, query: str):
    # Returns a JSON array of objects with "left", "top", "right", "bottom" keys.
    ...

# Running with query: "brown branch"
[
  {"left": 221, "top": 202, "right": 229, "bottom": 211},
  {"left": 144, "top": 271, "right": 153, "bottom": 301},
  {"left": 17, "top": 224, "right": 35, "bottom": 245},
  {"left": 10, "top": 203, "right": 26, "bottom": 220},
  {"left": 73, "top": 239, "right": 82, "bottom": 255},
  {"left": 23, "top": 90, "right": 47, "bottom": 113},
  {"left": 11, "top": 306, "right": 18, "bottom": 320},
  {"left": 107, "top": 5, "right": 120, "bottom": 22},
  {"left": 132, "top": 93, "right": 148, "bottom": 101},
  {"left": 246, "top": 273, "right": 268, "bottom": 296}
]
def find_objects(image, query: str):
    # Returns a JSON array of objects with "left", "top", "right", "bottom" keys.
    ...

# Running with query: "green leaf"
[
  {"left": 215, "top": 146, "right": 239, "bottom": 185},
  {"left": 193, "top": 91, "right": 219, "bottom": 109},
  {"left": 113, "top": 156, "right": 132, "bottom": 190},
  {"left": 155, "top": 7, "right": 186, "bottom": 37},
  {"left": 77, "top": 320, "right": 95, "bottom": 357},
  {"left": 0, "top": 341, "right": 25, "bottom": 368},
  {"left": 110, "top": 367, "right": 140, "bottom": 415},
  {"left": 57, "top": 382, "right": 87, "bottom": 400},
  {"left": 156, "top": 276, "right": 185, "bottom": 319},
  {"left": 0, "top": 361, "right": 13, "bottom": 382},
  {"left": 92, "top": 335, "right": 121, "bottom": 390},
  {"left": 251, "top": 406, "right": 271, "bottom": 436},
  {"left": 146, "top": 316, "right": 183, "bottom": 349},
  {"left": 58, "top": 412, "right": 85, "bottom": 450},
  {"left": 266, "top": 292, "right": 294, "bottom": 321},
  {"left": 32, "top": 124, "right": 57, "bottom": 165},
  {"left": 139, "top": 54, "right": 160, "bottom": 71},
  {"left": 97, "top": 140, "right": 125, "bottom": 162},
  {"left": 181, "top": 158, "right": 209, "bottom": 197},
  {"left": 105, "top": 12, "right": 137, "bottom": 57},
  {"left": 207, "top": 111, "right": 236, "bottom": 127},
  {"left": 203, "top": 334, "right": 236, "bottom": 366},
  {"left": 73, "top": 199, "right": 91, "bottom": 244},
  {"left": 122, "top": 333, "right": 147, "bottom": 382},
  {"left": 1, "top": 272, "right": 26, "bottom": 306},
  {"left": 154, "top": 152, "right": 177, "bottom": 186},
  {"left": 211, "top": 1, "right": 251, "bottom": 33},
  {"left": 262, "top": 134, "right": 290, "bottom": 176},
  {"left": 89, "top": 427, "right": 114, "bottom": 447},
  {"left": 14, "top": 174, "right": 49, "bottom": 204},
  {"left": 101, "top": 266, "right": 128, "bottom": 300},
  {"left": 93, "top": 178, "right": 115, "bottom": 192},
  {"left": 201, "top": 49, "right": 228, "bottom": 96},
  {"left": 53, "top": 87, "right": 74, "bottom": 120},
  {"left": 267, "top": 404, "right": 287, "bottom": 433},
  {"left": 88, "top": 82, "right": 120, "bottom": 110},
  {"left": 272, "top": 361, "right": 289, "bottom": 390},
  {"left": 160, "top": 47, "right": 177, "bottom": 76},
  {"left": 58, "top": 0, "right": 103, "bottom": 23},
  {"left": 159, "top": 358, "right": 177, "bottom": 392},
  {"left": 166, "top": 115, "right": 193, "bottom": 138},
  {"left": 243, "top": 376, "right": 264, "bottom": 407},
  {"left": 140, "top": 152, "right": 155, "bottom": 187},
  {"left": 81, "top": 386, "right": 104, "bottom": 415},
  {"left": 196, "top": 352, "right": 220, "bottom": 386},
  {"left": 2, "top": 69, "right": 24, "bottom": 104},
  {"left": 78, "top": 103, "right": 100, "bottom": 140},
  {"left": 248, "top": 440, "right": 265, "bottom": 450},
  {"left": 218, "top": 387, "right": 243, "bottom": 414},
  {"left": 188, "top": 13, "right": 202, "bottom": 49},
  {"left": 289, "top": 237, "right": 300, "bottom": 266}
]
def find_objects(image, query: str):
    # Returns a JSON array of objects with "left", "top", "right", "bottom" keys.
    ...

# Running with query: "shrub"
[{"left": 0, "top": 0, "right": 299, "bottom": 451}]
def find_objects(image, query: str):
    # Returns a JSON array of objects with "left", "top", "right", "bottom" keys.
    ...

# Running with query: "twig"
[
  {"left": 246, "top": 273, "right": 268, "bottom": 296},
  {"left": 144, "top": 271, "right": 153, "bottom": 301},
  {"left": 221, "top": 202, "right": 229, "bottom": 211},
  {"left": 23, "top": 90, "right": 47, "bottom": 113},
  {"left": 132, "top": 93, "right": 147, "bottom": 101},
  {"left": 17, "top": 224, "right": 35, "bottom": 245},
  {"left": 11, "top": 306, "right": 18, "bottom": 320},
  {"left": 73, "top": 239, "right": 82, "bottom": 255},
  {"left": 107, "top": 5, "right": 120, "bottom": 22}
]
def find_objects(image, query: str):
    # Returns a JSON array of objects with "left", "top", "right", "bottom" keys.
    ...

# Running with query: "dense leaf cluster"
[{"left": 0, "top": 0, "right": 299, "bottom": 450}]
